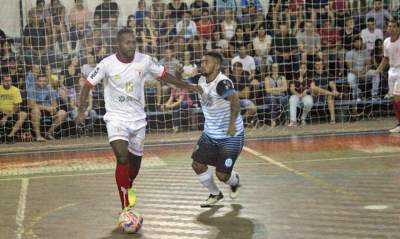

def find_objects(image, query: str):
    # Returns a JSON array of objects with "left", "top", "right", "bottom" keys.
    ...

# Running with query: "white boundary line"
[
  {"left": 16, "top": 178, "right": 29, "bottom": 239},
  {"left": 242, "top": 146, "right": 359, "bottom": 198}
]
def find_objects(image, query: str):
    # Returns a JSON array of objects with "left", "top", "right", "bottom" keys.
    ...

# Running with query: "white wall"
[{"left": 0, "top": 0, "right": 22, "bottom": 38}]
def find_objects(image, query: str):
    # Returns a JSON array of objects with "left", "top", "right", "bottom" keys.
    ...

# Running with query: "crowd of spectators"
[{"left": 0, "top": 0, "right": 399, "bottom": 143}]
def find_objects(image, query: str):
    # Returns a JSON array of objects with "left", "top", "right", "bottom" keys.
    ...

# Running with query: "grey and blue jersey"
[{"left": 194, "top": 72, "right": 244, "bottom": 139}]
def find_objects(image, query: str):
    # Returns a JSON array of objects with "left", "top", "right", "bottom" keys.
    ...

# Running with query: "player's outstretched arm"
[
  {"left": 75, "top": 81, "right": 93, "bottom": 125},
  {"left": 161, "top": 72, "right": 203, "bottom": 94},
  {"left": 227, "top": 92, "right": 241, "bottom": 136}
]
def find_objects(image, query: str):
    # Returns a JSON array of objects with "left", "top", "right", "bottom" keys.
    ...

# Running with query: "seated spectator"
[
  {"left": 190, "top": 0, "right": 210, "bottom": 22},
  {"left": 135, "top": 0, "right": 150, "bottom": 29},
  {"left": 158, "top": 17, "right": 177, "bottom": 45},
  {"left": 159, "top": 47, "right": 181, "bottom": 102},
  {"left": 137, "top": 16, "right": 158, "bottom": 55},
  {"left": 82, "top": 53, "right": 104, "bottom": 117},
  {"left": 93, "top": 0, "right": 119, "bottom": 26},
  {"left": 0, "top": 69, "right": 28, "bottom": 143},
  {"left": 68, "top": 0, "right": 92, "bottom": 51},
  {"left": 176, "top": 11, "right": 198, "bottom": 42},
  {"left": 220, "top": 9, "right": 237, "bottom": 41},
  {"left": 229, "top": 26, "right": 251, "bottom": 56},
  {"left": 229, "top": 62, "right": 258, "bottom": 126},
  {"left": 311, "top": 59, "right": 341, "bottom": 124},
  {"left": 214, "top": 0, "right": 237, "bottom": 18},
  {"left": 27, "top": 73, "right": 67, "bottom": 141},
  {"left": 167, "top": 0, "right": 188, "bottom": 21},
  {"left": 160, "top": 85, "right": 193, "bottom": 133},
  {"left": 264, "top": 63, "right": 289, "bottom": 127},
  {"left": 345, "top": 36, "right": 380, "bottom": 100},
  {"left": 361, "top": 17, "right": 383, "bottom": 53},
  {"left": 196, "top": 9, "right": 214, "bottom": 41},
  {"left": 1, "top": 38, "right": 17, "bottom": 61},
  {"left": 182, "top": 51, "right": 198, "bottom": 80},
  {"left": 206, "top": 31, "right": 229, "bottom": 56},
  {"left": 288, "top": 63, "right": 314, "bottom": 126},
  {"left": 365, "top": 0, "right": 392, "bottom": 30}
]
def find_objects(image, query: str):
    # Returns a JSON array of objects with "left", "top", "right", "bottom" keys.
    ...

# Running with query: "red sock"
[
  {"left": 394, "top": 101, "right": 400, "bottom": 123},
  {"left": 115, "top": 163, "right": 131, "bottom": 209}
]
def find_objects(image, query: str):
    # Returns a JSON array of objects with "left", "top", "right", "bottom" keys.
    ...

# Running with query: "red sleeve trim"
[
  {"left": 159, "top": 68, "right": 167, "bottom": 80},
  {"left": 85, "top": 79, "right": 94, "bottom": 88}
]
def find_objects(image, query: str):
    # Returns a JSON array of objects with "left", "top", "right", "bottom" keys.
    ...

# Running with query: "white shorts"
[
  {"left": 388, "top": 67, "right": 400, "bottom": 96},
  {"left": 105, "top": 119, "right": 147, "bottom": 156}
]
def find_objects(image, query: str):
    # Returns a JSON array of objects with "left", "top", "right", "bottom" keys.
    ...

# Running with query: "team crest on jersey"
[
  {"left": 225, "top": 158, "right": 233, "bottom": 167},
  {"left": 115, "top": 74, "right": 121, "bottom": 80}
]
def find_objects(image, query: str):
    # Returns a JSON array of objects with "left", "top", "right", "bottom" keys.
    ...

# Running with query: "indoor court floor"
[{"left": 1, "top": 132, "right": 400, "bottom": 239}]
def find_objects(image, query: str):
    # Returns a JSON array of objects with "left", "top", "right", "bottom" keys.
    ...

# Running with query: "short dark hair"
[
  {"left": 204, "top": 52, "right": 223, "bottom": 65},
  {"left": 389, "top": 16, "right": 400, "bottom": 27},
  {"left": 367, "top": 17, "right": 375, "bottom": 22},
  {"left": 117, "top": 28, "right": 135, "bottom": 41}
]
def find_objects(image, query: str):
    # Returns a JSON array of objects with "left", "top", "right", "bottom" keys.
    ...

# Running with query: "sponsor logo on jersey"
[
  {"left": 90, "top": 67, "right": 99, "bottom": 79},
  {"left": 225, "top": 158, "right": 233, "bottom": 167}
]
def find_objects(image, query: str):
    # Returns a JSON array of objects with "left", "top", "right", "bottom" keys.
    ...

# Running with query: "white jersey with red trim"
[
  {"left": 87, "top": 52, "right": 165, "bottom": 122},
  {"left": 383, "top": 36, "right": 400, "bottom": 68}
]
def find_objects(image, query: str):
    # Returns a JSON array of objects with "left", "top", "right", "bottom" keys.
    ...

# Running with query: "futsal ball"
[{"left": 118, "top": 208, "right": 143, "bottom": 233}]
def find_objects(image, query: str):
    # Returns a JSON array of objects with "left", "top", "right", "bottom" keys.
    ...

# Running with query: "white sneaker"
[
  {"left": 389, "top": 125, "right": 400, "bottom": 133},
  {"left": 200, "top": 192, "right": 224, "bottom": 208}
]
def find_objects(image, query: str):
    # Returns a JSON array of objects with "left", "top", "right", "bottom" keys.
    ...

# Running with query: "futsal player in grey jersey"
[{"left": 191, "top": 52, "right": 244, "bottom": 207}]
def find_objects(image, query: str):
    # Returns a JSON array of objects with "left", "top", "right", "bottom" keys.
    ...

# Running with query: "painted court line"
[
  {"left": 16, "top": 178, "right": 29, "bottom": 239},
  {"left": 242, "top": 146, "right": 359, "bottom": 199}
]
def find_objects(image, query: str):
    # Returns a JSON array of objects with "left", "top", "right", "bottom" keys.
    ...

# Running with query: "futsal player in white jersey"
[
  {"left": 191, "top": 52, "right": 244, "bottom": 207},
  {"left": 75, "top": 28, "right": 201, "bottom": 211},
  {"left": 375, "top": 17, "right": 400, "bottom": 133}
]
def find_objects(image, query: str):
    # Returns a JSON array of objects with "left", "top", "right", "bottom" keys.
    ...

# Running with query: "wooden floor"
[{"left": 1, "top": 133, "right": 400, "bottom": 239}]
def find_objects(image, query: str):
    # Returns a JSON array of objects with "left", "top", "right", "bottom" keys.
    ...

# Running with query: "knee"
[
  {"left": 215, "top": 171, "right": 230, "bottom": 182},
  {"left": 116, "top": 156, "right": 128, "bottom": 165},
  {"left": 192, "top": 161, "right": 207, "bottom": 174}
]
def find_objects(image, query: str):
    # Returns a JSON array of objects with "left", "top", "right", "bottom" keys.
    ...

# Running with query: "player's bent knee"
[
  {"left": 215, "top": 171, "right": 230, "bottom": 182},
  {"left": 192, "top": 161, "right": 207, "bottom": 174},
  {"left": 116, "top": 156, "right": 129, "bottom": 164}
]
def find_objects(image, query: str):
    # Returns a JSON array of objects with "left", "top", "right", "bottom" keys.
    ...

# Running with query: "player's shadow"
[
  {"left": 197, "top": 204, "right": 255, "bottom": 239},
  {"left": 99, "top": 227, "right": 143, "bottom": 239}
]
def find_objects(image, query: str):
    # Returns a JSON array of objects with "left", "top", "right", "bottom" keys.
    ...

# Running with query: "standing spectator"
[
  {"left": 68, "top": 0, "right": 92, "bottom": 50},
  {"left": 190, "top": 0, "right": 210, "bottom": 22},
  {"left": 27, "top": 74, "right": 67, "bottom": 141},
  {"left": 49, "top": 0, "right": 66, "bottom": 26},
  {"left": 0, "top": 69, "right": 28, "bottom": 143},
  {"left": 220, "top": 9, "right": 237, "bottom": 41},
  {"left": 288, "top": 63, "right": 314, "bottom": 126},
  {"left": 231, "top": 45, "right": 256, "bottom": 81},
  {"left": 346, "top": 36, "right": 380, "bottom": 100},
  {"left": 176, "top": 11, "right": 198, "bottom": 42},
  {"left": 93, "top": 0, "right": 119, "bottom": 26},
  {"left": 296, "top": 21, "right": 322, "bottom": 64},
  {"left": 135, "top": 0, "right": 150, "bottom": 29},
  {"left": 361, "top": 17, "right": 384, "bottom": 53},
  {"left": 23, "top": 12, "right": 47, "bottom": 64},
  {"left": 196, "top": 9, "right": 215, "bottom": 41},
  {"left": 28, "top": 0, "right": 50, "bottom": 23},
  {"left": 366, "top": 0, "right": 392, "bottom": 30},
  {"left": 341, "top": 17, "right": 360, "bottom": 51},
  {"left": 272, "top": 22, "right": 299, "bottom": 80},
  {"left": 264, "top": 63, "right": 289, "bottom": 127},
  {"left": 150, "top": 0, "right": 166, "bottom": 29},
  {"left": 214, "top": 0, "right": 237, "bottom": 18},
  {"left": 167, "top": 0, "right": 188, "bottom": 21}
]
